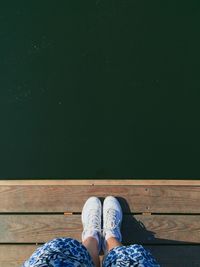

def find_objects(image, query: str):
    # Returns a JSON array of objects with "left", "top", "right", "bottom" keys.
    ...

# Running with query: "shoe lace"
[
  {"left": 104, "top": 208, "right": 120, "bottom": 231},
  {"left": 86, "top": 209, "right": 101, "bottom": 231}
]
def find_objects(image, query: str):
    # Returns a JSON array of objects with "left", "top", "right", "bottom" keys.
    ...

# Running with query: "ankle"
[
  {"left": 83, "top": 236, "right": 99, "bottom": 248},
  {"left": 82, "top": 237, "right": 100, "bottom": 267},
  {"left": 105, "top": 236, "right": 122, "bottom": 252},
  {"left": 104, "top": 229, "right": 122, "bottom": 242},
  {"left": 105, "top": 231, "right": 117, "bottom": 241},
  {"left": 82, "top": 230, "right": 100, "bottom": 245}
]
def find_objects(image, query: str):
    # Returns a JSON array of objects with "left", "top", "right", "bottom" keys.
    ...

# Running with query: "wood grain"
[
  {"left": 0, "top": 214, "right": 199, "bottom": 244},
  {"left": 0, "top": 245, "right": 40, "bottom": 267},
  {"left": 0, "top": 179, "right": 200, "bottom": 185},
  {"left": 0, "top": 244, "right": 200, "bottom": 267},
  {"left": 0, "top": 185, "right": 199, "bottom": 213}
]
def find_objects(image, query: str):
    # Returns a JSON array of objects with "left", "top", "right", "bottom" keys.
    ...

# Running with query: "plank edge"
[{"left": 0, "top": 179, "right": 200, "bottom": 186}]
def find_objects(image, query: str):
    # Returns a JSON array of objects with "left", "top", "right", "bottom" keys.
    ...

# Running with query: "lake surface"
[{"left": 0, "top": 1, "right": 200, "bottom": 179}]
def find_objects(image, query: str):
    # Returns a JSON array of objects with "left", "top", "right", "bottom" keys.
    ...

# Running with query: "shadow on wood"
[
  {"left": 116, "top": 196, "right": 199, "bottom": 245},
  {"left": 114, "top": 197, "right": 200, "bottom": 267}
]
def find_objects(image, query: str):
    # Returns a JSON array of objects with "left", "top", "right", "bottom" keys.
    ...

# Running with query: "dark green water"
[{"left": 0, "top": 1, "right": 200, "bottom": 179}]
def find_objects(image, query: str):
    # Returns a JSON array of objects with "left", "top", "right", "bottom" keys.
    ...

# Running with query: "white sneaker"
[
  {"left": 81, "top": 197, "right": 102, "bottom": 253},
  {"left": 102, "top": 196, "right": 123, "bottom": 252}
]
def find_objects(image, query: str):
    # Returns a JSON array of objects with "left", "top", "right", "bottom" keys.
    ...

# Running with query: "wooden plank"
[
  {"left": 0, "top": 179, "right": 200, "bottom": 185},
  {"left": 0, "top": 245, "right": 40, "bottom": 267},
  {"left": 122, "top": 215, "right": 200, "bottom": 244},
  {"left": 0, "top": 215, "right": 199, "bottom": 244},
  {"left": 0, "top": 185, "right": 200, "bottom": 213},
  {"left": 1, "top": 244, "right": 200, "bottom": 267},
  {"left": 144, "top": 245, "right": 200, "bottom": 267}
]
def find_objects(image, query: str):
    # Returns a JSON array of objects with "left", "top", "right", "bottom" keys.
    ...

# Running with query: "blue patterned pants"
[{"left": 22, "top": 237, "right": 160, "bottom": 267}]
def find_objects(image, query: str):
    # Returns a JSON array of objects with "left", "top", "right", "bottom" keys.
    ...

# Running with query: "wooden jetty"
[{"left": 0, "top": 179, "right": 199, "bottom": 266}]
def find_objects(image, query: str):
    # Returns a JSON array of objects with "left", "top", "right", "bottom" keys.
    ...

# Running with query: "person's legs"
[
  {"left": 81, "top": 196, "right": 102, "bottom": 267},
  {"left": 101, "top": 195, "right": 123, "bottom": 266},
  {"left": 83, "top": 237, "right": 100, "bottom": 267},
  {"left": 102, "top": 196, "right": 123, "bottom": 255},
  {"left": 102, "top": 196, "right": 160, "bottom": 267}
]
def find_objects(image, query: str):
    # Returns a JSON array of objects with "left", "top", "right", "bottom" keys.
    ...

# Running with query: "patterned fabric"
[
  {"left": 22, "top": 238, "right": 94, "bottom": 267},
  {"left": 103, "top": 245, "right": 160, "bottom": 267},
  {"left": 22, "top": 237, "right": 160, "bottom": 267}
]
